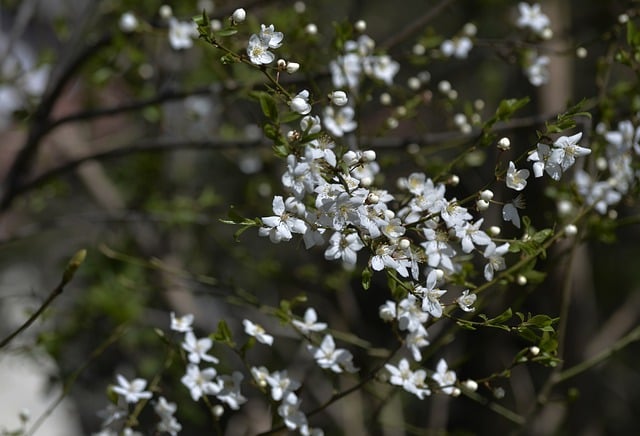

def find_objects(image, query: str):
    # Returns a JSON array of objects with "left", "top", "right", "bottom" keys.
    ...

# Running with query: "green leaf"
[
  {"left": 496, "top": 97, "right": 530, "bottom": 121},
  {"left": 215, "top": 28, "right": 238, "bottom": 37},
  {"left": 361, "top": 266, "right": 372, "bottom": 290},
  {"left": 487, "top": 308, "right": 513, "bottom": 325},
  {"left": 213, "top": 320, "right": 233, "bottom": 344}
]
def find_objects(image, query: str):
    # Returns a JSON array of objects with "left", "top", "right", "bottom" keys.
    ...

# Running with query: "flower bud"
[
  {"left": 517, "top": 275, "right": 527, "bottom": 286},
  {"left": 564, "top": 223, "right": 577, "bottom": 236},
  {"left": 305, "top": 23, "right": 318, "bottom": 35},
  {"left": 213, "top": 404, "right": 225, "bottom": 417},
  {"left": 231, "top": 8, "right": 246, "bottom": 23},
  {"left": 489, "top": 226, "right": 501, "bottom": 236},
  {"left": 354, "top": 20, "right": 367, "bottom": 32},
  {"left": 450, "top": 174, "right": 460, "bottom": 186},
  {"left": 286, "top": 61, "right": 300, "bottom": 74},
  {"left": 159, "top": 5, "right": 173, "bottom": 19},
  {"left": 343, "top": 150, "right": 359, "bottom": 165},
  {"left": 497, "top": 137, "right": 511, "bottom": 151},
  {"left": 362, "top": 150, "right": 376, "bottom": 162},
  {"left": 438, "top": 80, "right": 451, "bottom": 93},
  {"left": 329, "top": 90, "right": 348, "bottom": 106},
  {"left": 479, "top": 189, "right": 494, "bottom": 201},
  {"left": 462, "top": 379, "right": 478, "bottom": 392},
  {"left": 476, "top": 199, "right": 490, "bottom": 211},
  {"left": 277, "top": 59, "right": 287, "bottom": 70},
  {"left": 119, "top": 12, "right": 138, "bottom": 33},
  {"left": 529, "top": 346, "right": 540, "bottom": 356},
  {"left": 399, "top": 238, "right": 411, "bottom": 250}
]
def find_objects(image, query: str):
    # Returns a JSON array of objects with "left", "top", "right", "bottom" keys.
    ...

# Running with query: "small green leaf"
[{"left": 361, "top": 266, "right": 372, "bottom": 290}]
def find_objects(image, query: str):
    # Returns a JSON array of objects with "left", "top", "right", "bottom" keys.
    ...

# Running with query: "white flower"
[
  {"left": 112, "top": 375, "right": 153, "bottom": 404},
  {"left": 292, "top": 308, "right": 327, "bottom": 334},
  {"left": 502, "top": 194, "right": 526, "bottom": 228},
  {"left": 260, "top": 24, "right": 284, "bottom": 49},
  {"left": 242, "top": 319, "right": 274, "bottom": 345},
  {"left": 182, "top": 331, "right": 219, "bottom": 364},
  {"left": 290, "top": 90, "right": 312, "bottom": 115},
  {"left": 440, "top": 36, "right": 472, "bottom": 59},
  {"left": 247, "top": 33, "right": 275, "bottom": 65},
  {"left": 516, "top": 2, "right": 551, "bottom": 36},
  {"left": 216, "top": 371, "right": 247, "bottom": 410},
  {"left": 323, "top": 106, "right": 357, "bottom": 137},
  {"left": 266, "top": 370, "right": 301, "bottom": 401},
  {"left": 456, "top": 290, "right": 477, "bottom": 312},
  {"left": 308, "top": 334, "right": 358, "bottom": 373},
  {"left": 549, "top": 132, "right": 590, "bottom": 172},
  {"left": 278, "top": 392, "right": 308, "bottom": 430},
  {"left": 483, "top": 242, "right": 510, "bottom": 281},
  {"left": 170, "top": 312, "right": 194, "bottom": 332},
  {"left": 154, "top": 397, "right": 181, "bottom": 436},
  {"left": 363, "top": 54, "right": 399, "bottom": 85},
  {"left": 506, "top": 161, "right": 530, "bottom": 191},
  {"left": 259, "top": 195, "right": 308, "bottom": 243},
  {"left": 385, "top": 358, "right": 431, "bottom": 399},
  {"left": 181, "top": 365, "right": 222, "bottom": 401},
  {"left": 419, "top": 270, "right": 447, "bottom": 318},
  {"left": 324, "top": 231, "right": 364, "bottom": 267},
  {"left": 524, "top": 51, "right": 550, "bottom": 86},
  {"left": 168, "top": 18, "right": 198, "bottom": 50},
  {"left": 432, "top": 358, "right": 457, "bottom": 395},
  {"left": 455, "top": 218, "right": 491, "bottom": 253}
]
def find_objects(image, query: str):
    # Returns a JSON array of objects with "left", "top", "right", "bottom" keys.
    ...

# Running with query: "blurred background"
[{"left": 1, "top": 0, "right": 639, "bottom": 434}]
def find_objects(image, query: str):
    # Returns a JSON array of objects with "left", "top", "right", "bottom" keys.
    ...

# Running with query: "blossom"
[
  {"left": 506, "top": 161, "right": 530, "bottom": 191},
  {"left": 168, "top": 18, "right": 198, "bottom": 50},
  {"left": 419, "top": 270, "right": 447, "bottom": 318},
  {"left": 292, "top": 308, "right": 328, "bottom": 334},
  {"left": 432, "top": 358, "right": 457, "bottom": 395},
  {"left": 259, "top": 195, "right": 307, "bottom": 243},
  {"left": 278, "top": 392, "right": 308, "bottom": 430},
  {"left": 516, "top": 2, "right": 551, "bottom": 36},
  {"left": 324, "top": 231, "right": 364, "bottom": 266},
  {"left": 528, "top": 142, "right": 560, "bottom": 179},
  {"left": 455, "top": 218, "right": 491, "bottom": 253},
  {"left": 456, "top": 290, "right": 477, "bottom": 312},
  {"left": 503, "top": 194, "right": 526, "bottom": 228},
  {"left": 112, "top": 375, "right": 153, "bottom": 404},
  {"left": 440, "top": 36, "right": 472, "bottom": 59},
  {"left": 247, "top": 33, "right": 275, "bottom": 65},
  {"left": 180, "top": 365, "right": 222, "bottom": 401},
  {"left": 182, "top": 331, "right": 219, "bottom": 364},
  {"left": 483, "top": 242, "right": 510, "bottom": 281},
  {"left": 216, "top": 371, "right": 247, "bottom": 410},
  {"left": 119, "top": 12, "right": 138, "bottom": 33},
  {"left": 323, "top": 106, "right": 357, "bottom": 137},
  {"left": 363, "top": 55, "right": 400, "bottom": 85},
  {"left": 243, "top": 319, "right": 274, "bottom": 345},
  {"left": 290, "top": 90, "right": 312, "bottom": 115},
  {"left": 266, "top": 370, "right": 301, "bottom": 401},
  {"left": 154, "top": 397, "right": 181, "bottom": 436},
  {"left": 307, "top": 334, "right": 358, "bottom": 373},
  {"left": 170, "top": 312, "right": 194, "bottom": 332},
  {"left": 549, "top": 132, "right": 590, "bottom": 172},
  {"left": 385, "top": 358, "right": 431, "bottom": 399},
  {"left": 524, "top": 51, "right": 550, "bottom": 86},
  {"left": 260, "top": 24, "right": 284, "bottom": 48}
]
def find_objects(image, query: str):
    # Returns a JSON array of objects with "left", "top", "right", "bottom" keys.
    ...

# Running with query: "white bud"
[
  {"left": 489, "top": 226, "right": 501, "bottom": 236},
  {"left": 294, "top": 1, "right": 306, "bottom": 14},
  {"left": 231, "top": 8, "right": 246, "bottom": 23},
  {"left": 517, "top": 275, "right": 527, "bottom": 286},
  {"left": 360, "top": 176, "right": 373, "bottom": 187},
  {"left": 286, "top": 61, "right": 300, "bottom": 74},
  {"left": 407, "top": 143, "right": 420, "bottom": 154},
  {"left": 452, "top": 387, "right": 461, "bottom": 397},
  {"left": 447, "top": 89, "right": 458, "bottom": 100},
  {"left": 159, "top": 5, "right": 173, "bottom": 19},
  {"left": 343, "top": 150, "right": 359, "bottom": 165},
  {"left": 463, "top": 22, "right": 477, "bottom": 37},
  {"left": 412, "top": 43, "right": 426, "bottom": 55},
  {"left": 418, "top": 70, "right": 431, "bottom": 83},
  {"left": 530, "top": 346, "right": 541, "bottom": 356},
  {"left": 395, "top": 106, "right": 407, "bottom": 117},
  {"left": 438, "top": 80, "right": 451, "bottom": 93},
  {"left": 564, "top": 223, "right": 578, "bottom": 236},
  {"left": 379, "top": 92, "right": 392, "bottom": 105},
  {"left": 329, "top": 90, "right": 348, "bottom": 106},
  {"left": 541, "top": 28, "right": 553, "bottom": 40},
  {"left": 362, "top": 150, "right": 377, "bottom": 162},
  {"left": 367, "top": 192, "right": 379, "bottom": 204},
  {"left": 213, "top": 404, "right": 225, "bottom": 417},
  {"left": 355, "top": 20, "right": 367, "bottom": 32},
  {"left": 450, "top": 174, "right": 460, "bottom": 186},
  {"left": 596, "top": 156, "right": 608, "bottom": 171},
  {"left": 474, "top": 99, "right": 485, "bottom": 111},
  {"left": 463, "top": 379, "right": 478, "bottom": 392},
  {"left": 305, "top": 23, "right": 318, "bottom": 35},
  {"left": 453, "top": 113, "right": 467, "bottom": 127},
  {"left": 386, "top": 117, "right": 399, "bottom": 129},
  {"left": 576, "top": 47, "right": 587, "bottom": 58},
  {"left": 476, "top": 199, "right": 490, "bottom": 211},
  {"left": 210, "top": 19, "right": 222, "bottom": 31},
  {"left": 497, "top": 137, "right": 511, "bottom": 150},
  {"left": 435, "top": 269, "right": 444, "bottom": 280},
  {"left": 119, "top": 12, "right": 138, "bottom": 33},
  {"left": 407, "top": 76, "right": 421, "bottom": 90},
  {"left": 277, "top": 59, "right": 287, "bottom": 70},
  {"left": 608, "top": 209, "right": 618, "bottom": 220},
  {"left": 384, "top": 209, "right": 395, "bottom": 220},
  {"left": 557, "top": 200, "right": 573, "bottom": 216},
  {"left": 618, "top": 13, "right": 629, "bottom": 24},
  {"left": 399, "top": 238, "right": 411, "bottom": 250},
  {"left": 479, "top": 189, "right": 494, "bottom": 201},
  {"left": 286, "top": 130, "right": 299, "bottom": 142}
]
